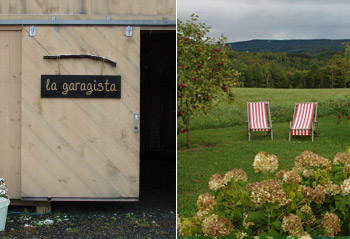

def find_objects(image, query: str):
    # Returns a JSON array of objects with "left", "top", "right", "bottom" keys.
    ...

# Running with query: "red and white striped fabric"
[
  {"left": 291, "top": 103, "right": 315, "bottom": 136},
  {"left": 248, "top": 102, "right": 270, "bottom": 131}
]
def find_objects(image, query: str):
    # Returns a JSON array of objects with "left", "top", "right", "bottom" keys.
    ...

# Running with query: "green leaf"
[
  {"left": 290, "top": 202, "right": 296, "bottom": 210},
  {"left": 268, "top": 228, "right": 280, "bottom": 236},
  {"left": 242, "top": 191, "right": 249, "bottom": 198},
  {"left": 217, "top": 211, "right": 225, "bottom": 218},
  {"left": 234, "top": 208, "right": 243, "bottom": 219},
  {"left": 289, "top": 191, "right": 295, "bottom": 199},
  {"left": 296, "top": 209, "right": 303, "bottom": 219},
  {"left": 336, "top": 200, "right": 347, "bottom": 211},
  {"left": 270, "top": 220, "right": 282, "bottom": 231},
  {"left": 238, "top": 180, "right": 245, "bottom": 187},
  {"left": 285, "top": 185, "right": 291, "bottom": 191},
  {"left": 246, "top": 211, "right": 267, "bottom": 223},
  {"left": 295, "top": 190, "right": 302, "bottom": 198},
  {"left": 270, "top": 210, "right": 278, "bottom": 218}
]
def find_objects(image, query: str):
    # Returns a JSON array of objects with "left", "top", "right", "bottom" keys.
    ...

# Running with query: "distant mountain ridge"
[{"left": 228, "top": 39, "right": 350, "bottom": 55}]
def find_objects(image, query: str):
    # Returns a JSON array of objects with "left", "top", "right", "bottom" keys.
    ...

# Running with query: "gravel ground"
[{"left": 0, "top": 153, "right": 176, "bottom": 238}]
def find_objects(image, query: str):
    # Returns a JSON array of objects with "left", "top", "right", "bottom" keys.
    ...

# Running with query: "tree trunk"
[
  {"left": 186, "top": 117, "right": 191, "bottom": 148},
  {"left": 265, "top": 74, "right": 269, "bottom": 88}
]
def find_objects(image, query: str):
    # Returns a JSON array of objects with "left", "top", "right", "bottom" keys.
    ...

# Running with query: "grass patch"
[{"left": 178, "top": 88, "right": 350, "bottom": 217}]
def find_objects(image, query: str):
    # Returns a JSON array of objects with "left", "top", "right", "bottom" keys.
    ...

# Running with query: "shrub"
[
  {"left": 177, "top": 151, "right": 350, "bottom": 236},
  {"left": 328, "top": 99, "right": 350, "bottom": 124}
]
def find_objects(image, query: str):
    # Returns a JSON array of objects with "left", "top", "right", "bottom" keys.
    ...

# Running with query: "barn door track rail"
[
  {"left": 43, "top": 54, "right": 117, "bottom": 67},
  {"left": 0, "top": 18, "right": 175, "bottom": 26}
]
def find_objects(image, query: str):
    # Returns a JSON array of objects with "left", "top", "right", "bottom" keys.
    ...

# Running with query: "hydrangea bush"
[
  {"left": 177, "top": 151, "right": 350, "bottom": 237},
  {"left": 0, "top": 178, "right": 8, "bottom": 199}
]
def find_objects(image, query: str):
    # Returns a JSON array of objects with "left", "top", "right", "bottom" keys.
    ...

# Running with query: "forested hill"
[{"left": 228, "top": 39, "right": 350, "bottom": 55}]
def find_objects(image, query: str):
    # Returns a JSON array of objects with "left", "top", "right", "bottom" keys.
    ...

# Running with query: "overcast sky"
[{"left": 177, "top": 0, "right": 350, "bottom": 42}]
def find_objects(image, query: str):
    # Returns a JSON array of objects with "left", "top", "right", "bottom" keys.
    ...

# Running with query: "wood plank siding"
[
  {"left": 0, "top": 30, "right": 22, "bottom": 199},
  {"left": 0, "top": 0, "right": 175, "bottom": 22}
]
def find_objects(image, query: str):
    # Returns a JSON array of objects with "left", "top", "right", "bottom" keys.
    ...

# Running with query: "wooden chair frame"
[
  {"left": 289, "top": 102, "right": 318, "bottom": 142},
  {"left": 246, "top": 102, "right": 273, "bottom": 141}
]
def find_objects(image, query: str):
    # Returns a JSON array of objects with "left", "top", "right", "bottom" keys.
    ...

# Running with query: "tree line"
[{"left": 228, "top": 48, "right": 350, "bottom": 88}]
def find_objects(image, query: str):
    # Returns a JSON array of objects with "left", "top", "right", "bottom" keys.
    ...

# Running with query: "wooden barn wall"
[
  {"left": 0, "top": 0, "right": 175, "bottom": 21},
  {"left": 0, "top": 30, "right": 21, "bottom": 199},
  {"left": 21, "top": 26, "right": 140, "bottom": 199}
]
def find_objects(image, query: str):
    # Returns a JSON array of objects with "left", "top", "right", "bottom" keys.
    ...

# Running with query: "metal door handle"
[{"left": 133, "top": 113, "right": 139, "bottom": 133}]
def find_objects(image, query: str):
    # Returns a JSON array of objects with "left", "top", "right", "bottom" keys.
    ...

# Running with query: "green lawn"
[{"left": 177, "top": 88, "right": 350, "bottom": 218}]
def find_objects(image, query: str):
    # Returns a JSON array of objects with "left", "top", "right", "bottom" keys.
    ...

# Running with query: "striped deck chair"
[
  {"left": 247, "top": 102, "right": 273, "bottom": 141},
  {"left": 289, "top": 102, "right": 318, "bottom": 142}
]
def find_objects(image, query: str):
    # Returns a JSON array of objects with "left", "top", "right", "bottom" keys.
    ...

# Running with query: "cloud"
[{"left": 177, "top": 0, "right": 350, "bottom": 42}]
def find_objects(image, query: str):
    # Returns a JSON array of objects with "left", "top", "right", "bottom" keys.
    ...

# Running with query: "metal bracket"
[
  {"left": 125, "top": 26, "right": 133, "bottom": 37},
  {"left": 162, "top": 17, "right": 169, "bottom": 23},
  {"left": 51, "top": 16, "right": 56, "bottom": 23},
  {"left": 133, "top": 113, "right": 139, "bottom": 133},
  {"left": 106, "top": 16, "right": 111, "bottom": 22},
  {"left": 29, "top": 26, "right": 36, "bottom": 37}
]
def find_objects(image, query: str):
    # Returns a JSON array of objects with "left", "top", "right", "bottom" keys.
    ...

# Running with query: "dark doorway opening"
[{"left": 140, "top": 30, "right": 176, "bottom": 202}]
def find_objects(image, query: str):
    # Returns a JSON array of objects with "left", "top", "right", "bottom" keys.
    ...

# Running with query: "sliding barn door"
[{"left": 21, "top": 27, "right": 140, "bottom": 200}]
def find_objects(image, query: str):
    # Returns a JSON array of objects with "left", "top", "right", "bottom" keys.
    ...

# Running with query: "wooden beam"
[
  {"left": 9, "top": 199, "right": 52, "bottom": 213},
  {"left": 0, "top": 26, "right": 22, "bottom": 31}
]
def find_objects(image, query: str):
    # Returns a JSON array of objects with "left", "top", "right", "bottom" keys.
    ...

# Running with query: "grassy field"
[
  {"left": 189, "top": 88, "right": 350, "bottom": 130},
  {"left": 177, "top": 88, "right": 350, "bottom": 218},
  {"left": 231, "top": 88, "right": 349, "bottom": 105}
]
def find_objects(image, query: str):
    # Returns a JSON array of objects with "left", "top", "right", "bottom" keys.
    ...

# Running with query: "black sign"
[{"left": 41, "top": 75, "right": 121, "bottom": 98}]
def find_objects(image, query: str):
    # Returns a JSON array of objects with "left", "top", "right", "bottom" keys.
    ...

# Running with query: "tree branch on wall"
[{"left": 43, "top": 54, "right": 117, "bottom": 67}]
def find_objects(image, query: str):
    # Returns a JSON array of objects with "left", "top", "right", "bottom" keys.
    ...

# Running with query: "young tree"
[
  {"left": 327, "top": 55, "right": 344, "bottom": 88},
  {"left": 343, "top": 42, "right": 350, "bottom": 88},
  {"left": 177, "top": 14, "right": 240, "bottom": 148}
]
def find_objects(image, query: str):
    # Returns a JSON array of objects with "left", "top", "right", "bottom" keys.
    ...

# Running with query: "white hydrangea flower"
[{"left": 341, "top": 178, "right": 350, "bottom": 195}]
